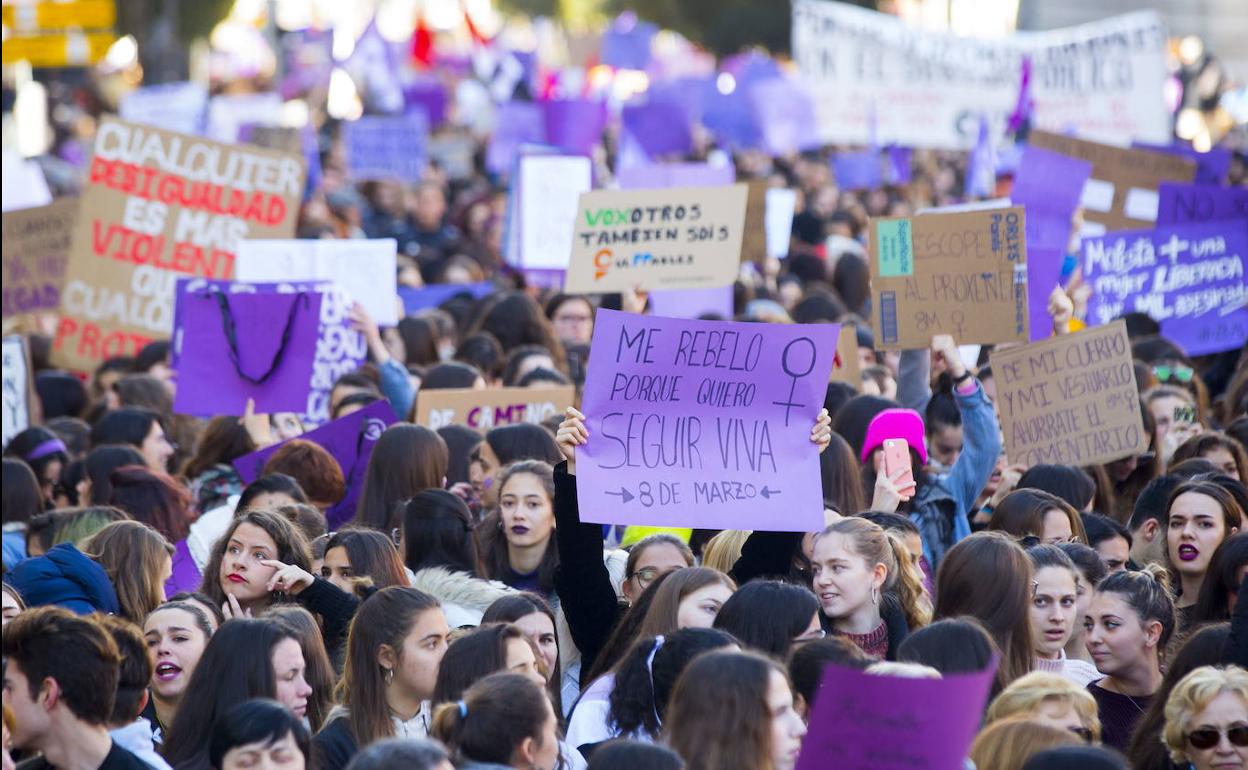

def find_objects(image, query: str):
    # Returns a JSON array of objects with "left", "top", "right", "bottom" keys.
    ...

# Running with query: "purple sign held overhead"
[
  {"left": 542, "top": 99, "right": 606, "bottom": 157},
  {"left": 1010, "top": 146, "right": 1093, "bottom": 339},
  {"left": 577, "top": 310, "right": 837, "bottom": 531},
  {"left": 1083, "top": 220, "right": 1248, "bottom": 357},
  {"left": 1134, "top": 142, "right": 1231, "bottom": 186},
  {"left": 795, "top": 661, "right": 997, "bottom": 770},
  {"left": 345, "top": 114, "right": 429, "bottom": 183},
  {"left": 601, "top": 15, "right": 656, "bottom": 71},
  {"left": 1156, "top": 182, "right": 1248, "bottom": 225},
  {"left": 398, "top": 282, "right": 495, "bottom": 315},
  {"left": 233, "top": 400, "right": 398, "bottom": 530},
  {"left": 616, "top": 162, "right": 735, "bottom": 190},
  {"left": 748, "top": 78, "right": 819, "bottom": 157},
  {"left": 622, "top": 102, "right": 693, "bottom": 158},
  {"left": 404, "top": 79, "right": 449, "bottom": 127},
  {"left": 832, "top": 151, "right": 881, "bottom": 191},
  {"left": 648, "top": 286, "right": 734, "bottom": 319},
  {"left": 486, "top": 101, "right": 546, "bottom": 174}
]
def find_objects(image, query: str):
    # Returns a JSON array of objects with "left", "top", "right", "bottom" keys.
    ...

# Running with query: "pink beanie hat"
[{"left": 860, "top": 408, "right": 928, "bottom": 465}]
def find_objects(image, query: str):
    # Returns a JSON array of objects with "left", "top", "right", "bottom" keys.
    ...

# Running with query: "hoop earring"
[
  {"left": 384, "top": 667, "right": 394, "bottom": 685},
  {"left": 871, "top": 587, "right": 878, "bottom": 605}
]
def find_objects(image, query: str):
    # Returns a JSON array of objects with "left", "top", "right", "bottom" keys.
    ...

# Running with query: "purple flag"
[
  {"left": 796, "top": 661, "right": 997, "bottom": 770},
  {"left": 747, "top": 78, "right": 819, "bottom": 156},
  {"left": 404, "top": 79, "right": 449, "bottom": 127},
  {"left": 486, "top": 101, "right": 547, "bottom": 175},
  {"left": 576, "top": 309, "right": 837, "bottom": 531},
  {"left": 601, "top": 14, "right": 656, "bottom": 71},
  {"left": 700, "top": 79, "right": 761, "bottom": 151},
  {"left": 233, "top": 400, "right": 399, "bottom": 529},
  {"left": 1011, "top": 146, "right": 1094, "bottom": 339},
  {"left": 541, "top": 99, "right": 606, "bottom": 157},
  {"left": 172, "top": 283, "right": 321, "bottom": 417},
  {"left": 616, "top": 162, "right": 735, "bottom": 190},
  {"left": 621, "top": 102, "right": 693, "bottom": 157},
  {"left": 1133, "top": 142, "right": 1232, "bottom": 186},
  {"left": 345, "top": 114, "right": 429, "bottom": 183},
  {"left": 1156, "top": 182, "right": 1248, "bottom": 225},
  {"left": 1082, "top": 220, "right": 1248, "bottom": 356},
  {"left": 648, "top": 287, "right": 734, "bottom": 319},
  {"left": 398, "top": 282, "right": 494, "bottom": 315}
]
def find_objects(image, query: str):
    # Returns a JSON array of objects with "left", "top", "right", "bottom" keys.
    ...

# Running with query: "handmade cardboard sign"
[
  {"left": 413, "top": 386, "right": 575, "bottom": 431},
  {"left": 1155, "top": 183, "right": 1248, "bottom": 225},
  {"left": 576, "top": 309, "right": 837, "bottom": 531},
  {"left": 869, "top": 207, "right": 1030, "bottom": 349},
  {"left": 233, "top": 399, "right": 398, "bottom": 529},
  {"left": 991, "top": 320, "right": 1146, "bottom": 468},
  {"left": 1082, "top": 220, "right": 1247, "bottom": 356},
  {"left": 1028, "top": 130, "right": 1196, "bottom": 234},
  {"left": 740, "top": 180, "right": 769, "bottom": 265},
  {"left": 2, "top": 198, "right": 77, "bottom": 318},
  {"left": 53, "top": 117, "right": 305, "bottom": 373},
  {"left": 234, "top": 238, "right": 399, "bottom": 326},
  {"left": 829, "top": 323, "right": 861, "bottom": 390},
  {"left": 2, "top": 336, "right": 33, "bottom": 447},
  {"left": 795, "top": 660, "right": 997, "bottom": 770},
  {"left": 565, "top": 185, "right": 749, "bottom": 293}
]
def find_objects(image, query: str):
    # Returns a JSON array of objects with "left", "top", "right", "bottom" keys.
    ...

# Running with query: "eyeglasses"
[
  {"left": 1067, "top": 727, "right": 1094, "bottom": 744},
  {"left": 1187, "top": 726, "right": 1248, "bottom": 750},
  {"left": 627, "top": 565, "right": 686, "bottom": 587},
  {"left": 1153, "top": 364, "right": 1195, "bottom": 384}
]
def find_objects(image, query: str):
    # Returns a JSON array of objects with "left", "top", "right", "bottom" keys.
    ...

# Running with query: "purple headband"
[{"left": 25, "top": 438, "right": 68, "bottom": 462}]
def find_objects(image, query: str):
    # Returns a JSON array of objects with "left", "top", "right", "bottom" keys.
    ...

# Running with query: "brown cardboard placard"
[
  {"left": 991, "top": 319, "right": 1146, "bottom": 468},
  {"left": 869, "top": 206, "right": 1029, "bottom": 350},
  {"left": 2, "top": 197, "right": 78, "bottom": 318},
  {"left": 829, "top": 323, "right": 861, "bottom": 390},
  {"left": 740, "top": 179, "right": 769, "bottom": 265},
  {"left": 1027, "top": 131, "right": 1196, "bottom": 233},
  {"left": 413, "top": 386, "right": 576, "bottom": 431},
  {"left": 246, "top": 125, "right": 302, "bottom": 154},
  {"left": 565, "top": 184, "right": 748, "bottom": 293},
  {"left": 53, "top": 117, "right": 305, "bottom": 373}
]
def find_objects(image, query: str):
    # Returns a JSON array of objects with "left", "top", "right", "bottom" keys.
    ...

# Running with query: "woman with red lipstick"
[
  {"left": 162, "top": 618, "right": 314, "bottom": 770},
  {"left": 1084, "top": 568, "right": 1176, "bottom": 752},
  {"left": 1167, "top": 480, "right": 1244, "bottom": 630},
  {"left": 477, "top": 460, "right": 560, "bottom": 597},
  {"left": 200, "top": 511, "right": 313, "bottom": 617},
  {"left": 142, "top": 600, "right": 215, "bottom": 742},
  {"left": 1024, "top": 545, "right": 1100, "bottom": 686}
]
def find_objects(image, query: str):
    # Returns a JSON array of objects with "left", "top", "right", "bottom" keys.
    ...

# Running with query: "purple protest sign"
[
  {"left": 486, "top": 101, "right": 546, "bottom": 174},
  {"left": 747, "top": 78, "right": 819, "bottom": 157},
  {"left": 577, "top": 310, "right": 837, "bottom": 531},
  {"left": 1156, "top": 182, "right": 1248, "bottom": 225},
  {"left": 233, "top": 400, "right": 398, "bottom": 529},
  {"left": 1134, "top": 142, "right": 1231, "bottom": 186},
  {"left": 344, "top": 113, "right": 429, "bottom": 183},
  {"left": 1010, "top": 146, "right": 1093, "bottom": 339},
  {"left": 795, "top": 661, "right": 997, "bottom": 770},
  {"left": 885, "top": 146, "right": 912, "bottom": 185},
  {"left": 832, "top": 151, "right": 881, "bottom": 191},
  {"left": 621, "top": 102, "right": 693, "bottom": 158},
  {"left": 541, "top": 99, "right": 606, "bottom": 157},
  {"left": 616, "top": 162, "right": 735, "bottom": 190},
  {"left": 700, "top": 80, "right": 760, "bottom": 151},
  {"left": 601, "top": 16, "right": 656, "bottom": 71},
  {"left": 398, "top": 282, "right": 495, "bottom": 315},
  {"left": 404, "top": 79, "right": 449, "bottom": 127},
  {"left": 648, "top": 286, "right": 734, "bottom": 319},
  {"left": 1083, "top": 220, "right": 1248, "bottom": 356}
]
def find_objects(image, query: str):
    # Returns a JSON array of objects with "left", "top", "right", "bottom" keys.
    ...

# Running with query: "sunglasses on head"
[
  {"left": 1153, "top": 364, "right": 1194, "bottom": 384},
  {"left": 1187, "top": 726, "right": 1248, "bottom": 750},
  {"left": 1067, "top": 726, "right": 1094, "bottom": 744}
]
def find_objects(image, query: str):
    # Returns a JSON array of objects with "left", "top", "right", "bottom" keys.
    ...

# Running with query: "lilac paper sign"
[
  {"left": 616, "top": 163, "right": 735, "bottom": 190},
  {"left": 833, "top": 152, "right": 881, "bottom": 191},
  {"left": 601, "top": 19, "right": 656, "bottom": 71},
  {"left": 541, "top": 99, "right": 606, "bottom": 157},
  {"left": 1156, "top": 182, "right": 1248, "bottom": 225},
  {"left": 1083, "top": 220, "right": 1248, "bottom": 356},
  {"left": 748, "top": 78, "right": 819, "bottom": 157},
  {"left": 795, "top": 661, "right": 997, "bottom": 770},
  {"left": 398, "top": 282, "right": 494, "bottom": 315},
  {"left": 622, "top": 102, "right": 693, "bottom": 158},
  {"left": 345, "top": 114, "right": 429, "bottom": 183},
  {"left": 648, "top": 287, "right": 734, "bottom": 319},
  {"left": 1010, "top": 146, "right": 1093, "bottom": 339},
  {"left": 486, "top": 101, "right": 546, "bottom": 174},
  {"left": 404, "top": 79, "right": 449, "bottom": 127},
  {"left": 577, "top": 310, "right": 837, "bottom": 531},
  {"left": 233, "top": 400, "right": 398, "bottom": 529}
]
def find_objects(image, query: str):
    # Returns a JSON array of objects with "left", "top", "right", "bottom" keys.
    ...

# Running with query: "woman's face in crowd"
[
  {"left": 320, "top": 546, "right": 355, "bottom": 595},
  {"left": 675, "top": 583, "right": 734, "bottom": 629},
  {"left": 1040, "top": 509, "right": 1074, "bottom": 545},
  {"left": 220, "top": 523, "right": 281, "bottom": 606},
  {"left": 927, "top": 423, "right": 963, "bottom": 469},
  {"left": 270, "top": 413, "right": 304, "bottom": 442},
  {"left": 1084, "top": 591, "right": 1154, "bottom": 677},
  {"left": 144, "top": 607, "right": 209, "bottom": 701},
  {"left": 1168, "top": 492, "right": 1233, "bottom": 578},
  {"left": 271, "top": 638, "right": 312, "bottom": 719},
  {"left": 1095, "top": 536, "right": 1131, "bottom": 574},
  {"left": 623, "top": 542, "right": 690, "bottom": 603},
  {"left": 469, "top": 442, "right": 500, "bottom": 503},
  {"left": 1, "top": 592, "right": 21, "bottom": 628},
  {"left": 393, "top": 608, "right": 452, "bottom": 702},
  {"left": 1185, "top": 691, "right": 1248, "bottom": 770},
  {"left": 551, "top": 298, "right": 594, "bottom": 346},
  {"left": 1030, "top": 566, "right": 1079, "bottom": 659},
  {"left": 499, "top": 474, "right": 554, "bottom": 551},
  {"left": 1201, "top": 448, "right": 1240, "bottom": 481},
  {"left": 142, "top": 421, "right": 174, "bottom": 471},
  {"left": 1151, "top": 395, "right": 1193, "bottom": 442},
  {"left": 505, "top": 637, "right": 547, "bottom": 688},
  {"left": 768, "top": 670, "right": 807, "bottom": 770},
  {"left": 511, "top": 611, "right": 558, "bottom": 682},
  {"left": 221, "top": 731, "right": 305, "bottom": 770},
  {"left": 811, "top": 533, "right": 880, "bottom": 621}
]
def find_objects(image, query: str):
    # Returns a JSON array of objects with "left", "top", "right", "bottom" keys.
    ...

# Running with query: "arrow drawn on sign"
[
  {"left": 604, "top": 488, "right": 634, "bottom": 504},
  {"left": 759, "top": 487, "right": 782, "bottom": 499}
]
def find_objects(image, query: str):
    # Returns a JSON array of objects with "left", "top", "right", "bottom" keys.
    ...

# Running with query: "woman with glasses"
[
  {"left": 1024, "top": 545, "right": 1100, "bottom": 686},
  {"left": 989, "top": 489, "right": 1088, "bottom": 546},
  {"left": 1147, "top": 385, "right": 1203, "bottom": 466},
  {"left": 1162, "top": 665, "right": 1248, "bottom": 770},
  {"left": 984, "top": 671, "right": 1102, "bottom": 745}
]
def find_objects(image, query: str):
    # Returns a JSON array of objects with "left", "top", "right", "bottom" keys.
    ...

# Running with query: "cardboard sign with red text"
[
  {"left": 53, "top": 117, "right": 305, "bottom": 372},
  {"left": 413, "top": 386, "right": 576, "bottom": 431}
]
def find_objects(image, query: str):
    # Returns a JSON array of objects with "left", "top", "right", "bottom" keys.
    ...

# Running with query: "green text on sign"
[{"left": 876, "top": 219, "right": 914, "bottom": 277}]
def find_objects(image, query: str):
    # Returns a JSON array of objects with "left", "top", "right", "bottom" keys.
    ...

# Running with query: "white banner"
[{"left": 792, "top": 1, "right": 1170, "bottom": 149}]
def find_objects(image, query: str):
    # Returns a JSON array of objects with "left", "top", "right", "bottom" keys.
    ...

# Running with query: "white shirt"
[{"left": 110, "top": 719, "right": 173, "bottom": 770}]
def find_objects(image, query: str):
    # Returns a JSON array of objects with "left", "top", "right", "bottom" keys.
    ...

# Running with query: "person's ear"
[
  {"left": 621, "top": 578, "right": 637, "bottom": 605},
  {"left": 1143, "top": 520, "right": 1160, "bottom": 542},
  {"left": 873, "top": 562, "right": 888, "bottom": 591},
  {"left": 137, "top": 689, "right": 150, "bottom": 716},
  {"left": 515, "top": 736, "right": 538, "bottom": 767},
  {"left": 1143, "top": 619, "right": 1164, "bottom": 649},
  {"left": 794, "top": 693, "right": 809, "bottom": 721},
  {"left": 377, "top": 643, "right": 397, "bottom": 672},
  {"left": 39, "top": 677, "right": 58, "bottom": 712}
]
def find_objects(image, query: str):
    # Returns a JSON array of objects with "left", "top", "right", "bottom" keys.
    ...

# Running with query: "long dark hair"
[
  {"left": 355, "top": 424, "right": 448, "bottom": 531},
  {"left": 83, "top": 445, "right": 145, "bottom": 505},
  {"left": 481, "top": 424, "right": 562, "bottom": 467},
  {"left": 609, "top": 628, "right": 738, "bottom": 738},
  {"left": 475, "top": 461, "right": 559, "bottom": 594},
  {"left": 107, "top": 464, "right": 193, "bottom": 542},
  {"left": 2, "top": 458, "right": 43, "bottom": 524},
  {"left": 481, "top": 592, "right": 562, "bottom": 714},
  {"left": 162, "top": 619, "right": 299, "bottom": 770},
  {"left": 402, "top": 490, "right": 478, "bottom": 575},
  {"left": 431, "top": 623, "right": 532, "bottom": 704},
  {"left": 819, "top": 433, "right": 866, "bottom": 515},
  {"left": 430, "top": 672, "right": 553, "bottom": 766},
  {"left": 323, "top": 528, "right": 408, "bottom": 593},
  {"left": 207, "top": 698, "right": 311, "bottom": 770},
  {"left": 262, "top": 605, "right": 334, "bottom": 732},
  {"left": 898, "top": 616, "right": 1005, "bottom": 699},
  {"left": 199, "top": 511, "right": 312, "bottom": 608},
  {"left": 1192, "top": 533, "right": 1248, "bottom": 626},
  {"left": 712, "top": 580, "right": 817, "bottom": 659},
  {"left": 181, "top": 416, "right": 256, "bottom": 480},
  {"left": 89, "top": 408, "right": 160, "bottom": 451}
]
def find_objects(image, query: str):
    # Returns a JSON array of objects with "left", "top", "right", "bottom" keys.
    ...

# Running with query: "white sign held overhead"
[
  {"left": 2, "top": 336, "right": 30, "bottom": 448},
  {"left": 517, "top": 155, "right": 593, "bottom": 271}
]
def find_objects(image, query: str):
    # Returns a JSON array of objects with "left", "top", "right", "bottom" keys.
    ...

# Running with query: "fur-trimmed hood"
[{"left": 409, "top": 566, "right": 515, "bottom": 627}]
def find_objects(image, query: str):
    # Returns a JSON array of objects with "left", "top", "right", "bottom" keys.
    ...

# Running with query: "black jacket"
[{"left": 312, "top": 716, "right": 358, "bottom": 770}]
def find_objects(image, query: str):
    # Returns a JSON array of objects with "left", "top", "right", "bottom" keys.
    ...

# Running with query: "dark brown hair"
[
  {"left": 181, "top": 416, "right": 256, "bottom": 481},
  {"left": 95, "top": 613, "right": 152, "bottom": 725},
  {"left": 988, "top": 488, "right": 1088, "bottom": 544},
  {"left": 261, "top": 439, "right": 346, "bottom": 508},
  {"left": 107, "top": 464, "right": 193, "bottom": 542},
  {"left": 354, "top": 424, "right": 448, "bottom": 531},
  {"left": 665, "top": 650, "right": 783, "bottom": 770},
  {"left": 198, "top": 511, "right": 312, "bottom": 608},
  {"left": 430, "top": 671, "right": 553, "bottom": 766},
  {"left": 323, "top": 528, "right": 409, "bottom": 594},
  {"left": 1, "top": 606, "right": 120, "bottom": 725},
  {"left": 82, "top": 520, "right": 174, "bottom": 624},
  {"left": 432, "top": 623, "right": 532, "bottom": 704},
  {"left": 263, "top": 605, "right": 335, "bottom": 732}
]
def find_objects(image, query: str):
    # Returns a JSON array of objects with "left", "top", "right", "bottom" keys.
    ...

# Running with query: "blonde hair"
[
  {"left": 986, "top": 671, "right": 1102, "bottom": 742},
  {"left": 701, "top": 530, "right": 750, "bottom": 574},
  {"left": 969, "top": 718, "right": 1080, "bottom": 770},
  {"left": 820, "top": 517, "right": 931, "bottom": 629},
  {"left": 866, "top": 661, "right": 941, "bottom": 679},
  {"left": 1164, "top": 665, "right": 1248, "bottom": 765},
  {"left": 82, "top": 520, "right": 174, "bottom": 624}
]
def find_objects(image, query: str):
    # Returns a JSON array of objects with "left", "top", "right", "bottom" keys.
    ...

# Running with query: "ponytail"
[
  {"left": 884, "top": 530, "right": 931, "bottom": 630},
  {"left": 1097, "top": 567, "right": 1176, "bottom": 651},
  {"left": 430, "top": 700, "right": 465, "bottom": 747},
  {"left": 430, "top": 672, "right": 550, "bottom": 765}
]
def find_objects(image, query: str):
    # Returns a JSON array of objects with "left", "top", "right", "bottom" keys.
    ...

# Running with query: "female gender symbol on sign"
[{"left": 772, "top": 337, "right": 817, "bottom": 426}]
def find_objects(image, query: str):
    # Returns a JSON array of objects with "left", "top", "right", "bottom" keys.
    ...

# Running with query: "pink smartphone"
[{"left": 883, "top": 439, "right": 915, "bottom": 498}]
